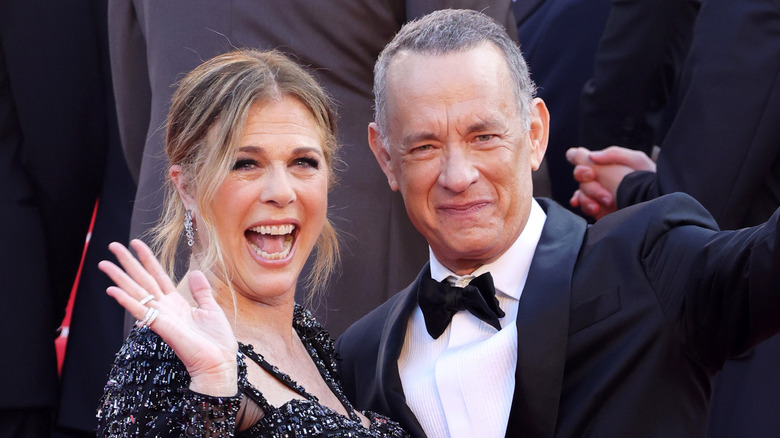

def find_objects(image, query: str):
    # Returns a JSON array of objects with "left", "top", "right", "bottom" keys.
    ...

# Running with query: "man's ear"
[
  {"left": 169, "top": 165, "right": 197, "bottom": 208},
  {"left": 368, "top": 122, "right": 399, "bottom": 191},
  {"left": 527, "top": 97, "right": 550, "bottom": 171}
]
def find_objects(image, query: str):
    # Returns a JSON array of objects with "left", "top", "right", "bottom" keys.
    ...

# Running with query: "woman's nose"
[{"left": 260, "top": 167, "right": 296, "bottom": 206}]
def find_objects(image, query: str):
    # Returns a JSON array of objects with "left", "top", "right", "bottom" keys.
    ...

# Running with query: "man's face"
[{"left": 369, "top": 43, "right": 549, "bottom": 274}]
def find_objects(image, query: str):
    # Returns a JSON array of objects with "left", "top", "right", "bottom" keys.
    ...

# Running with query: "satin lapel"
[
  {"left": 505, "top": 199, "right": 587, "bottom": 437},
  {"left": 375, "top": 264, "right": 429, "bottom": 438}
]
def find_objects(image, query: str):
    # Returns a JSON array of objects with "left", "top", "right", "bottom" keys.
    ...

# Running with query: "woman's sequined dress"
[{"left": 97, "top": 305, "right": 408, "bottom": 437}]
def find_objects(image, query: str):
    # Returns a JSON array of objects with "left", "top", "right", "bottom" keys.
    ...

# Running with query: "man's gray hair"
[{"left": 373, "top": 9, "right": 537, "bottom": 143}]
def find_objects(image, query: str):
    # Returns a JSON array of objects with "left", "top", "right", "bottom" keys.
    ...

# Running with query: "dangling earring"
[{"left": 184, "top": 209, "right": 195, "bottom": 247}]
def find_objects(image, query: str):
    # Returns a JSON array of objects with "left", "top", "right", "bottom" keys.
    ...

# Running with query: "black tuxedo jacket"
[{"left": 336, "top": 195, "right": 780, "bottom": 437}]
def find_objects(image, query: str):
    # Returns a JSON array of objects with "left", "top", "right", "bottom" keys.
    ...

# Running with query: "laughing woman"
[{"left": 96, "top": 50, "right": 407, "bottom": 437}]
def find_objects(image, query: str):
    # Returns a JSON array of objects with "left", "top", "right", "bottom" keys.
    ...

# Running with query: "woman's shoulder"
[
  {"left": 292, "top": 304, "right": 339, "bottom": 368},
  {"left": 292, "top": 304, "right": 328, "bottom": 335}
]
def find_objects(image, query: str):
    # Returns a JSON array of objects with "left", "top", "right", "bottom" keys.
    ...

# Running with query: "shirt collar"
[{"left": 429, "top": 199, "right": 547, "bottom": 300}]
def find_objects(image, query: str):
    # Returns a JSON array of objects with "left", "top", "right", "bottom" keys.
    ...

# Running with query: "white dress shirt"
[{"left": 398, "top": 200, "right": 546, "bottom": 438}]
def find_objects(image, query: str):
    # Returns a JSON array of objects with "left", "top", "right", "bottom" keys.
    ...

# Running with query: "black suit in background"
[
  {"left": 579, "top": 0, "right": 700, "bottom": 155},
  {"left": 337, "top": 195, "right": 780, "bottom": 437},
  {"left": 616, "top": 0, "right": 780, "bottom": 229},
  {"left": 514, "top": 0, "right": 612, "bottom": 209},
  {"left": 54, "top": 3, "right": 136, "bottom": 434},
  {"left": 0, "top": 0, "right": 108, "bottom": 435},
  {"left": 606, "top": 1, "right": 780, "bottom": 436},
  {"left": 108, "top": 0, "right": 516, "bottom": 337}
]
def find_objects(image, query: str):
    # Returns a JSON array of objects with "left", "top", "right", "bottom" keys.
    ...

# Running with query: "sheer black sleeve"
[{"left": 97, "top": 327, "right": 243, "bottom": 437}]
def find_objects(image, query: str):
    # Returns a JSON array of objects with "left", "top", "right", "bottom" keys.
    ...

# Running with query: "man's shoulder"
[
  {"left": 596, "top": 192, "right": 719, "bottom": 233},
  {"left": 579, "top": 192, "right": 720, "bottom": 257}
]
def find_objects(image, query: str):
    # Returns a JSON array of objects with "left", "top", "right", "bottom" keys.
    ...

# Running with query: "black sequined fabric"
[{"left": 97, "top": 305, "right": 408, "bottom": 438}]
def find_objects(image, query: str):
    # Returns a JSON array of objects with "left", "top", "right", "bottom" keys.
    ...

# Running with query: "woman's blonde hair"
[{"left": 151, "top": 49, "right": 340, "bottom": 298}]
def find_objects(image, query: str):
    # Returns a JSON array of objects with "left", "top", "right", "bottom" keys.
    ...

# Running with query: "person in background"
[
  {"left": 0, "top": 1, "right": 110, "bottom": 436},
  {"left": 512, "top": 0, "right": 612, "bottom": 205},
  {"left": 578, "top": 0, "right": 700, "bottom": 157}
]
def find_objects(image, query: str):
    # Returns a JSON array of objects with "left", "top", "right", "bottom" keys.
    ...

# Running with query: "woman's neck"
[{"left": 177, "top": 269, "right": 299, "bottom": 349}]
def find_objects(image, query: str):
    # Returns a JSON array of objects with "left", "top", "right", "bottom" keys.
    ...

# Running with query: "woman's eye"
[
  {"left": 294, "top": 157, "right": 320, "bottom": 169},
  {"left": 232, "top": 158, "right": 257, "bottom": 170}
]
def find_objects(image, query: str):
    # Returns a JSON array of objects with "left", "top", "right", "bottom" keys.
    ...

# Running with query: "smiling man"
[
  {"left": 373, "top": 40, "right": 546, "bottom": 275},
  {"left": 335, "top": 9, "right": 780, "bottom": 438}
]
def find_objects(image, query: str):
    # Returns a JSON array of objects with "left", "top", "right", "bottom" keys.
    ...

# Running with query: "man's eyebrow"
[
  {"left": 399, "top": 118, "right": 505, "bottom": 145},
  {"left": 466, "top": 117, "right": 504, "bottom": 133},
  {"left": 402, "top": 132, "right": 438, "bottom": 146}
]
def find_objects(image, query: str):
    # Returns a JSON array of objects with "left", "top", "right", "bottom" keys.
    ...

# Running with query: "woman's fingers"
[
  {"left": 107, "top": 242, "right": 163, "bottom": 300},
  {"left": 105, "top": 285, "right": 141, "bottom": 316},
  {"left": 130, "top": 239, "right": 178, "bottom": 295},
  {"left": 98, "top": 258, "right": 155, "bottom": 302}
]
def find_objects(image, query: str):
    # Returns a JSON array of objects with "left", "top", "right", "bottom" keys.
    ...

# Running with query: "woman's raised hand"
[{"left": 98, "top": 239, "right": 239, "bottom": 396}]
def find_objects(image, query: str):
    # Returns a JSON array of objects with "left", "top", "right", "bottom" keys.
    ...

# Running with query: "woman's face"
[{"left": 208, "top": 96, "right": 329, "bottom": 302}]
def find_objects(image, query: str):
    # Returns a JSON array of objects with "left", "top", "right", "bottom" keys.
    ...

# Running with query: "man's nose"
[{"left": 438, "top": 145, "right": 479, "bottom": 192}]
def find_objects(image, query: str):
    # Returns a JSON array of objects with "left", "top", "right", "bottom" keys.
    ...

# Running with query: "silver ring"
[
  {"left": 136, "top": 307, "right": 159, "bottom": 329},
  {"left": 139, "top": 295, "right": 155, "bottom": 306}
]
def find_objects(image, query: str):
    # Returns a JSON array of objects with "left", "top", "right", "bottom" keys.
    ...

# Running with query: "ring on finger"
[
  {"left": 136, "top": 307, "right": 159, "bottom": 329},
  {"left": 139, "top": 295, "right": 155, "bottom": 306}
]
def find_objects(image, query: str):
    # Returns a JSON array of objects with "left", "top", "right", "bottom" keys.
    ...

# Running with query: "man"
[{"left": 335, "top": 9, "right": 780, "bottom": 438}]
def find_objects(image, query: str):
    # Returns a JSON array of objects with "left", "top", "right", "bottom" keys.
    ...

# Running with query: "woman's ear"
[{"left": 170, "top": 165, "right": 196, "bottom": 208}]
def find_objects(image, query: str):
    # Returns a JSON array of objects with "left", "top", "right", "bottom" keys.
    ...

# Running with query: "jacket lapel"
[
  {"left": 505, "top": 199, "right": 586, "bottom": 437},
  {"left": 375, "top": 265, "right": 430, "bottom": 438}
]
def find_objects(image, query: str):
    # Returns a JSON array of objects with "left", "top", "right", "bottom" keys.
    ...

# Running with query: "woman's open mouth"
[{"left": 245, "top": 224, "right": 296, "bottom": 260}]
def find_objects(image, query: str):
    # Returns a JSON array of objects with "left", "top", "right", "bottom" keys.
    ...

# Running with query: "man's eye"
[
  {"left": 412, "top": 144, "right": 434, "bottom": 153},
  {"left": 476, "top": 134, "right": 494, "bottom": 142}
]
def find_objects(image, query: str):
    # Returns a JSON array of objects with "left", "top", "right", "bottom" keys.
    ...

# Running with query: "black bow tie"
[{"left": 418, "top": 271, "right": 506, "bottom": 339}]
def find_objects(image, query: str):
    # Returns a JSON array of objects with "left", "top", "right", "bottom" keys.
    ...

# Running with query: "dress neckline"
[{"left": 238, "top": 318, "right": 361, "bottom": 424}]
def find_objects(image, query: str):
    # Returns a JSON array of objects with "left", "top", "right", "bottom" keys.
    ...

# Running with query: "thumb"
[{"left": 188, "top": 270, "right": 220, "bottom": 311}]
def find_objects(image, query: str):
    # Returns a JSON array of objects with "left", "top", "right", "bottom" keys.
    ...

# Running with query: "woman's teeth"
[
  {"left": 247, "top": 225, "right": 295, "bottom": 260},
  {"left": 249, "top": 224, "right": 295, "bottom": 235}
]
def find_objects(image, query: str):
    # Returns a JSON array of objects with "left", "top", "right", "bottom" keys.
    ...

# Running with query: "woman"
[{"left": 96, "top": 49, "right": 407, "bottom": 437}]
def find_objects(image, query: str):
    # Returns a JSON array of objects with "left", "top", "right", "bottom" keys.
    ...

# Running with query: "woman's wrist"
[{"left": 188, "top": 361, "right": 238, "bottom": 397}]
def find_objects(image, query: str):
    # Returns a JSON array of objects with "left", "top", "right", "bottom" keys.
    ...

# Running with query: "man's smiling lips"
[{"left": 436, "top": 201, "right": 490, "bottom": 215}]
